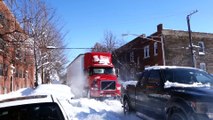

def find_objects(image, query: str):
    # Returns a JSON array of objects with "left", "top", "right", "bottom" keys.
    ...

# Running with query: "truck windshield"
[
  {"left": 163, "top": 68, "right": 213, "bottom": 85},
  {"left": 89, "top": 67, "right": 116, "bottom": 75}
]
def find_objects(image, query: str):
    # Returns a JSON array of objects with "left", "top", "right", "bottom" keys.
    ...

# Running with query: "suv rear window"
[
  {"left": 163, "top": 68, "right": 213, "bottom": 84},
  {"left": 0, "top": 103, "right": 65, "bottom": 120}
]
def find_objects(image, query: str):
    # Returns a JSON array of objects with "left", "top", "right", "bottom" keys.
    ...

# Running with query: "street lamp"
[
  {"left": 122, "top": 33, "right": 146, "bottom": 38},
  {"left": 122, "top": 33, "right": 165, "bottom": 66}
]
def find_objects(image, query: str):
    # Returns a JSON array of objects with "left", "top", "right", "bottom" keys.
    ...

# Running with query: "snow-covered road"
[
  {"left": 0, "top": 84, "right": 141, "bottom": 120},
  {"left": 65, "top": 98, "right": 140, "bottom": 120}
]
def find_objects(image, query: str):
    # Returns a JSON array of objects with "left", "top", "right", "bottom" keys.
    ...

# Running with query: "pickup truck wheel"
[
  {"left": 169, "top": 111, "right": 187, "bottom": 120},
  {"left": 123, "top": 99, "right": 132, "bottom": 115}
]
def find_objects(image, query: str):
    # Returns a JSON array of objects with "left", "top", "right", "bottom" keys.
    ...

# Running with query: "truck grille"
[{"left": 101, "top": 81, "right": 116, "bottom": 90}]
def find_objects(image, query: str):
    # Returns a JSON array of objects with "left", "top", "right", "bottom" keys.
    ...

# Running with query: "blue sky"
[{"left": 47, "top": 0, "right": 213, "bottom": 62}]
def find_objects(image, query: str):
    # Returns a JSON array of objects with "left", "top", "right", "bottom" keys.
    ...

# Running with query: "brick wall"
[
  {"left": 113, "top": 36, "right": 163, "bottom": 81},
  {"left": 162, "top": 30, "right": 213, "bottom": 73},
  {"left": 113, "top": 24, "right": 213, "bottom": 81},
  {"left": 0, "top": 1, "right": 35, "bottom": 94}
]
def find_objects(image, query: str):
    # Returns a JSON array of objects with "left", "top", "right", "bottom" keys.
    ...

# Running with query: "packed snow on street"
[{"left": 0, "top": 84, "right": 140, "bottom": 120}]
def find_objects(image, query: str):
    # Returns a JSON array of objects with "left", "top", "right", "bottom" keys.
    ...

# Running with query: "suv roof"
[
  {"left": 0, "top": 95, "right": 55, "bottom": 108},
  {"left": 145, "top": 66, "right": 200, "bottom": 70}
]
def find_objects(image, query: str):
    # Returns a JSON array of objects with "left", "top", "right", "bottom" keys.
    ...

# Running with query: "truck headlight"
[
  {"left": 91, "top": 87, "right": 99, "bottom": 90},
  {"left": 117, "top": 86, "right": 121, "bottom": 90}
]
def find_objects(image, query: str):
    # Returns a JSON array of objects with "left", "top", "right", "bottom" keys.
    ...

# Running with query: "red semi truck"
[{"left": 66, "top": 52, "right": 121, "bottom": 98}]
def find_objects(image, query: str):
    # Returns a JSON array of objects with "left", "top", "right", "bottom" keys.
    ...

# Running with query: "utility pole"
[{"left": 187, "top": 10, "right": 198, "bottom": 67}]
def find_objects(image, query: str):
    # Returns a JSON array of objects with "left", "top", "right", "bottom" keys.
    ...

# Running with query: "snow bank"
[
  {"left": 164, "top": 81, "right": 211, "bottom": 88},
  {"left": 0, "top": 84, "right": 140, "bottom": 120},
  {"left": 0, "top": 84, "right": 74, "bottom": 100},
  {"left": 63, "top": 98, "right": 140, "bottom": 120},
  {"left": 31, "top": 84, "right": 74, "bottom": 99},
  {"left": 0, "top": 87, "right": 34, "bottom": 100}
]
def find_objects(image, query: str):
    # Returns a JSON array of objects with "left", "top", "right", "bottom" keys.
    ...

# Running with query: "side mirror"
[
  {"left": 136, "top": 81, "right": 143, "bottom": 87},
  {"left": 115, "top": 68, "right": 119, "bottom": 77}
]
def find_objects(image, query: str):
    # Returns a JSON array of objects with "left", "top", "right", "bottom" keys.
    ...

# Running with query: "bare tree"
[
  {"left": 92, "top": 30, "right": 123, "bottom": 53},
  {"left": 102, "top": 30, "right": 118, "bottom": 53},
  {"left": 92, "top": 42, "right": 106, "bottom": 52},
  {"left": 4, "top": 0, "right": 68, "bottom": 85}
]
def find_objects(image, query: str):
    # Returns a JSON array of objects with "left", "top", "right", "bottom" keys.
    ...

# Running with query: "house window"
[
  {"left": 0, "top": 64, "right": 3, "bottom": 76},
  {"left": 0, "top": 12, "right": 4, "bottom": 20},
  {"left": 137, "top": 57, "right": 140, "bottom": 66},
  {"left": 3, "top": 64, "right": 8, "bottom": 76},
  {"left": 200, "top": 63, "right": 206, "bottom": 71},
  {"left": 15, "top": 69, "right": 19, "bottom": 77},
  {"left": 23, "top": 71, "right": 26, "bottom": 78},
  {"left": 130, "top": 51, "right": 134, "bottom": 62},
  {"left": 0, "top": 12, "right": 6, "bottom": 28},
  {"left": 154, "top": 42, "right": 158, "bottom": 56},
  {"left": 198, "top": 41, "right": 205, "bottom": 55},
  {"left": 130, "top": 68, "right": 135, "bottom": 79},
  {"left": 0, "top": 38, "right": 5, "bottom": 51},
  {"left": 144, "top": 45, "right": 150, "bottom": 58},
  {"left": 19, "top": 69, "right": 23, "bottom": 78},
  {"left": 15, "top": 49, "right": 22, "bottom": 59}
]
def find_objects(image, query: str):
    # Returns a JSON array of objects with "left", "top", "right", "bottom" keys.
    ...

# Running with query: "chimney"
[{"left": 157, "top": 24, "right": 163, "bottom": 33}]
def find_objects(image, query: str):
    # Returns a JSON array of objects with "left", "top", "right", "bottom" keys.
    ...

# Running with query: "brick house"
[
  {"left": 0, "top": 1, "right": 34, "bottom": 94},
  {"left": 113, "top": 24, "right": 213, "bottom": 81}
]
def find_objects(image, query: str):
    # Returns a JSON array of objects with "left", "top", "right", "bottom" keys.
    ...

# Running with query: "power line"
[{"left": 46, "top": 47, "right": 94, "bottom": 50}]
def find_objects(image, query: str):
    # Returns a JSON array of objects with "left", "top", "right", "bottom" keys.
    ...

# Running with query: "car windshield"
[
  {"left": 163, "top": 68, "right": 213, "bottom": 86},
  {"left": 89, "top": 67, "right": 116, "bottom": 75},
  {"left": 0, "top": 103, "right": 65, "bottom": 120}
]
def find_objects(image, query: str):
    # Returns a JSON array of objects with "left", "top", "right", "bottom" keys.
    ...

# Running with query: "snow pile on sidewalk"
[
  {"left": 0, "top": 84, "right": 140, "bottom": 120},
  {"left": 31, "top": 84, "right": 75, "bottom": 99},
  {"left": 0, "top": 84, "right": 74, "bottom": 100},
  {"left": 0, "top": 87, "right": 34, "bottom": 100}
]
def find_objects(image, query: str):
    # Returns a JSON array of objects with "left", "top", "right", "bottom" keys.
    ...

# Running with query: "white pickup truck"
[{"left": 0, "top": 95, "right": 71, "bottom": 120}]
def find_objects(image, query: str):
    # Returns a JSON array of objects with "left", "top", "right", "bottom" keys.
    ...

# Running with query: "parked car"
[
  {"left": 122, "top": 66, "right": 213, "bottom": 120},
  {"left": 0, "top": 94, "right": 71, "bottom": 120}
]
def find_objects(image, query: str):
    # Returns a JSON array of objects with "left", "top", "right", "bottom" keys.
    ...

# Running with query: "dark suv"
[{"left": 122, "top": 66, "right": 213, "bottom": 120}]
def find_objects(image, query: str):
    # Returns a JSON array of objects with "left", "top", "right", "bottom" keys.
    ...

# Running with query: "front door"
[
  {"left": 144, "top": 70, "right": 167, "bottom": 119},
  {"left": 10, "top": 76, "right": 13, "bottom": 92}
]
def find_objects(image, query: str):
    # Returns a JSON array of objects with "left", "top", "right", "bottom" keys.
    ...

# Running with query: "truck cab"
[{"left": 84, "top": 52, "right": 121, "bottom": 98}]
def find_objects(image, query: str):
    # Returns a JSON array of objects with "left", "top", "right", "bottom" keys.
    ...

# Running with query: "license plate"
[{"left": 106, "top": 94, "right": 111, "bottom": 97}]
